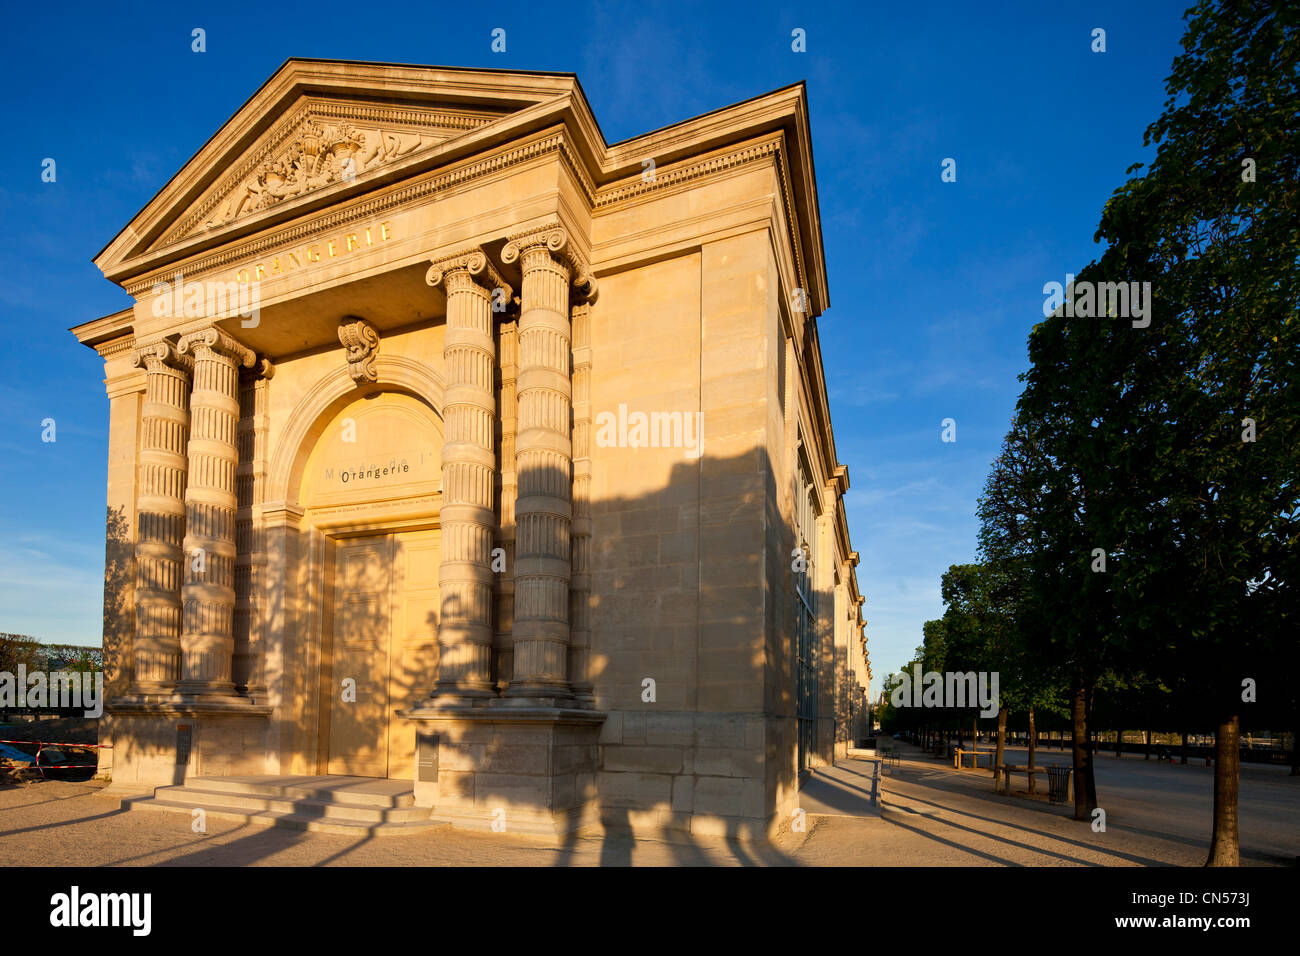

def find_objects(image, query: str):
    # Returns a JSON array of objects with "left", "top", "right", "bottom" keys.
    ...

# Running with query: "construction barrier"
[{"left": 0, "top": 739, "right": 108, "bottom": 778}]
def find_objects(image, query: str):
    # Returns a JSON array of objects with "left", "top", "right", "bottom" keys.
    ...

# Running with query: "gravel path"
[{"left": 2, "top": 744, "right": 1293, "bottom": 866}]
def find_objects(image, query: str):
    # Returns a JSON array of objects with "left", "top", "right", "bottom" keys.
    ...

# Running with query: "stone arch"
[{"left": 266, "top": 354, "right": 445, "bottom": 510}]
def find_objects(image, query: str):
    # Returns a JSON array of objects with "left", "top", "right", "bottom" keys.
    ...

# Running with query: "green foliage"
[{"left": 0, "top": 634, "right": 43, "bottom": 673}]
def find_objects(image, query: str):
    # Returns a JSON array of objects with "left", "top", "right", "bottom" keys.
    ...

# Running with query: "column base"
[
  {"left": 128, "top": 681, "right": 178, "bottom": 698},
  {"left": 109, "top": 694, "right": 271, "bottom": 715},
  {"left": 173, "top": 680, "right": 250, "bottom": 705},
  {"left": 431, "top": 681, "right": 497, "bottom": 701},
  {"left": 493, "top": 694, "right": 592, "bottom": 711},
  {"left": 503, "top": 680, "right": 576, "bottom": 703},
  {"left": 399, "top": 704, "right": 605, "bottom": 836}
]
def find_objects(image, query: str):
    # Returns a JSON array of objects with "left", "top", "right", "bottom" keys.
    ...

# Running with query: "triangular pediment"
[
  {"left": 162, "top": 97, "right": 497, "bottom": 245},
  {"left": 96, "top": 59, "right": 586, "bottom": 284}
]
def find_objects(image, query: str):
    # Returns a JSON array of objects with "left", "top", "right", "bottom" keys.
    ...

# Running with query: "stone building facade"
[{"left": 73, "top": 60, "right": 869, "bottom": 839}]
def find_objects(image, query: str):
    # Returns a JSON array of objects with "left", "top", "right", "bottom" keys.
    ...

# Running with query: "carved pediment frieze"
[{"left": 163, "top": 100, "right": 498, "bottom": 247}]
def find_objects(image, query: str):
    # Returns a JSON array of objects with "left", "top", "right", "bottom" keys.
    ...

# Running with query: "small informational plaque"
[
  {"left": 416, "top": 731, "right": 439, "bottom": 783},
  {"left": 175, "top": 724, "right": 192, "bottom": 767}
]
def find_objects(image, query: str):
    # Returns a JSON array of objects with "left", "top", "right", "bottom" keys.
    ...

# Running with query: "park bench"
[{"left": 997, "top": 763, "right": 1072, "bottom": 804}]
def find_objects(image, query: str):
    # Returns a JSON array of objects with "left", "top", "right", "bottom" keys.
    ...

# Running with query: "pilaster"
[
  {"left": 569, "top": 298, "right": 595, "bottom": 703},
  {"left": 235, "top": 358, "right": 274, "bottom": 698},
  {"left": 495, "top": 319, "right": 519, "bottom": 692}
]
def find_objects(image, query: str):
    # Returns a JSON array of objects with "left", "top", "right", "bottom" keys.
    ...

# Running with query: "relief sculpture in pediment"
[{"left": 204, "top": 121, "right": 435, "bottom": 230}]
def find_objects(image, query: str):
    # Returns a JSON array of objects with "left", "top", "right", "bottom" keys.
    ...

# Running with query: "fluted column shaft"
[
  {"left": 503, "top": 231, "right": 575, "bottom": 698},
  {"left": 177, "top": 328, "right": 254, "bottom": 697},
  {"left": 427, "top": 250, "right": 507, "bottom": 698},
  {"left": 131, "top": 343, "right": 191, "bottom": 694}
]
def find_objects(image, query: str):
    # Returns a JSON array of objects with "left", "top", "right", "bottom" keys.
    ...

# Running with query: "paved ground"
[
  {"left": 876, "top": 743, "right": 1298, "bottom": 866},
  {"left": 1, "top": 744, "right": 1294, "bottom": 865}
]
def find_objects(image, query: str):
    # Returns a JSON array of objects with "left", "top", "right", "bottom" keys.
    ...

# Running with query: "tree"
[
  {"left": 1086, "top": 0, "right": 1299, "bottom": 865},
  {"left": 0, "top": 634, "right": 43, "bottom": 674},
  {"left": 977, "top": 415, "right": 1078, "bottom": 803}
]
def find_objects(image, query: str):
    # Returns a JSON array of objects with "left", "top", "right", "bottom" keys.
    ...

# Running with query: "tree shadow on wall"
[{"left": 140, "top": 439, "right": 854, "bottom": 866}]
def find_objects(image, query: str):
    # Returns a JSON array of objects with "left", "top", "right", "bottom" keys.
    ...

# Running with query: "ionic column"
[
  {"left": 426, "top": 249, "right": 510, "bottom": 699},
  {"left": 176, "top": 328, "right": 256, "bottom": 699},
  {"left": 130, "top": 342, "right": 192, "bottom": 695},
  {"left": 500, "top": 226, "right": 589, "bottom": 700}
]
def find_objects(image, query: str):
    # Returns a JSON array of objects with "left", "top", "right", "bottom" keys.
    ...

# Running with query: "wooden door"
[
  {"left": 327, "top": 534, "right": 394, "bottom": 777},
  {"left": 386, "top": 529, "right": 441, "bottom": 779}
]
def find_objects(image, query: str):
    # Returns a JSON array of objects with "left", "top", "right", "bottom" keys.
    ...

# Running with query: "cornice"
[
  {"left": 94, "top": 60, "right": 583, "bottom": 272},
  {"left": 123, "top": 129, "right": 576, "bottom": 297},
  {"left": 103, "top": 70, "right": 824, "bottom": 316},
  {"left": 71, "top": 308, "right": 134, "bottom": 349},
  {"left": 96, "top": 335, "right": 136, "bottom": 359},
  {"left": 595, "top": 138, "right": 778, "bottom": 207},
  {"left": 595, "top": 135, "right": 804, "bottom": 308}
]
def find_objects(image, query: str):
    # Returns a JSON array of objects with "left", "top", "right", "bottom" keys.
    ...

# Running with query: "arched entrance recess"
[{"left": 266, "top": 357, "right": 445, "bottom": 779}]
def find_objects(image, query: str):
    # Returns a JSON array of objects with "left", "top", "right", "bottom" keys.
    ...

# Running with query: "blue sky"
[{"left": 0, "top": 1, "right": 1192, "bottom": 693}]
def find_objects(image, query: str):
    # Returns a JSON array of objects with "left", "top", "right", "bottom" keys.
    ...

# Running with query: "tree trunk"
[
  {"left": 1205, "top": 715, "right": 1240, "bottom": 866},
  {"left": 1145, "top": 729, "right": 1151, "bottom": 760},
  {"left": 995, "top": 708, "right": 1007, "bottom": 780},
  {"left": 1180, "top": 730, "right": 1189, "bottom": 765},
  {"left": 1116, "top": 729, "right": 1123, "bottom": 758},
  {"left": 1290, "top": 727, "right": 1298, "bottom": 776},
  {"left": 1028, "top": 705, "right": 1037, "bottom": 795},
  {"left": 1071, "top": 675, "right": 1098, "bottom": 820}
]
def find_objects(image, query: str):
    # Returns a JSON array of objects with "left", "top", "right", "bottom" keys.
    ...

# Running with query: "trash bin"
[{"left": 1047, "top": 765, "right": 1071, "bottom": 804}]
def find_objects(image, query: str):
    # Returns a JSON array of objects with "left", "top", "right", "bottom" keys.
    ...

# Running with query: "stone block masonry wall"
[
  {"left": 597, "top": 711, "right": 767, "bottom": 837},
  {"left": 586, "top": 234, "right": 780, "bottom": 838},
  {"left": 107, "top": 714, "right": 266, "bottom": 788},
  {"left": 429, "top": 719, "right": 601, "bottom": 835}
]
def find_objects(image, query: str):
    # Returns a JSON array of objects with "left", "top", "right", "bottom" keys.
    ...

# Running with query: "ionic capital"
[
  {"left": 177, "top": 328, "right": 256, "bottom": 367},
  {"left": 426, "top": 247, "right": 513, "bottom": 302},
  {"left": 501, "top": 225, "right": 570, "bottom": 265},
  {"left": 132, "top": 340, "right": 193, "bottom": 375},
  {"left": 502, "top": 224, "right": 597, "bottom": 302},
  {"left": 337, "top": 316, "right": 379, "bottom": 384}
]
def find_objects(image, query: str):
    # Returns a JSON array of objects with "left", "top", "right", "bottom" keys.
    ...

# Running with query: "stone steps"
[
  {"left": 123, "top": 774, "right": 445, "bottom": 837},
  {"left": 178, "top": 774, "right": 418, "bottom": 808}
]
